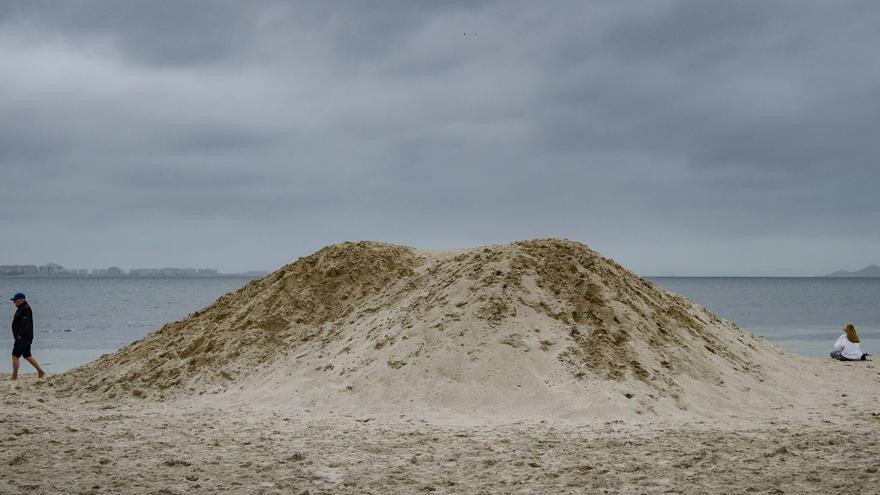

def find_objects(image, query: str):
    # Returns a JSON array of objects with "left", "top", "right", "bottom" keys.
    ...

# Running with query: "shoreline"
[{"left": 4, "top": 333, "right": 869, "bottom": 375}]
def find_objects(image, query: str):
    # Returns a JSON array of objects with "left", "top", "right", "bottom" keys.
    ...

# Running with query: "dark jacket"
[{"left": 12, "top": 302, "right": 33, "bottom": 341}]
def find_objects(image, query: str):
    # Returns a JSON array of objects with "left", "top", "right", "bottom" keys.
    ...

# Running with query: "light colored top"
[{"left": 833, "top": 334, "right": 863, "bottom": 360}]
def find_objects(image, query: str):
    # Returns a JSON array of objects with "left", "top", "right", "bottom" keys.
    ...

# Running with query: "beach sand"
[
  {"left": 1, "top": 360, "right": 879, "bottom": 494},
  {"left": 2, "top": 240, "right": 878, "bottom": 493}
]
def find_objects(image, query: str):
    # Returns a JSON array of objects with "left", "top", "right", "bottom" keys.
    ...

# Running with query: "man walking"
[{"left": 10, "top": 292, "right": 45, "bottom": 380}]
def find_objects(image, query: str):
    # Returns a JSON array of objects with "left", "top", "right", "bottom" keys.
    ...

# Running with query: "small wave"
[{"left": 45, "top": 328, "right": 75, "bottom": 333}]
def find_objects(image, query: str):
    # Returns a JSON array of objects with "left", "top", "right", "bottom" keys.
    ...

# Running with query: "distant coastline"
[
  {"left": 0, "top": 263, "right": 267, "bottom": 279},
  {"left": 0, "top": 273, "right": 268, "bottom": 279},
  {"left": 824, "top": 265, "right": 880, "bottom": 278}
]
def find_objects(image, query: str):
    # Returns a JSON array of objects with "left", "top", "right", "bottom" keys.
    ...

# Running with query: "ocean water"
[
  {"left": 1, "top": 277, "right": 255, "bottom": 373},
  {"left": 1, "top": 276, "right": 877, "bottom": 374},
  {"left": 651, "top": 277, "right": 879, "bottom": 357}
]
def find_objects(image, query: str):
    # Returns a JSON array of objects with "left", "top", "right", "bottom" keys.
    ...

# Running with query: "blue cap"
[{"left": 10, "top": 292, "right": 25, "bottom": 301}]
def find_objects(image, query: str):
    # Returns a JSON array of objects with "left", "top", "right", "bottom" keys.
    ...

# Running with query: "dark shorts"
[
  {"left": 12, "top": 340, "right": 32, "bottom": 358},
  {"left": 830, "top": 350, "right": 867, "bottom": 361}
]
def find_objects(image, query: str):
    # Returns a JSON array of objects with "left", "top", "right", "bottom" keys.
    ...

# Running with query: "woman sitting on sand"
[{"left": 831, "top": 324, "right": 871, "bottom": 361}]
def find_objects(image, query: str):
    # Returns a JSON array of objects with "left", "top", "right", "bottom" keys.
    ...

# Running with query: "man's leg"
[
  {"left": 11, "top": 355, "right": 19, "bottom": 380},
  {"left": 24, "top": 356, "right": 45, "bottom": 378}
]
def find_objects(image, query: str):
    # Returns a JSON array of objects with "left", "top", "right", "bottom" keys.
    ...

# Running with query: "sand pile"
[{"left": 57, "top": 239, "right": 814, "bottom": 419}]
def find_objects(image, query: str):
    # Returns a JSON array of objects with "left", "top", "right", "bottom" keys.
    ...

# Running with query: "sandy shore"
[
  {"left": 2, "top": 359, "right": 878, "bottom": 495},
  {"left": 3, "top": 242, "right": 879, "bottom": 493}
]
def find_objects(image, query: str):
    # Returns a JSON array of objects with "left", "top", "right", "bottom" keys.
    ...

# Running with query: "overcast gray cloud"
[{"left": 1, "top": 0, "right": 878, "bottom": 275}]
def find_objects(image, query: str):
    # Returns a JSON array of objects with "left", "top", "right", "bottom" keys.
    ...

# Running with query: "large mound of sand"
[{"left": 57, "top": 239, "right": 814, "bottom": 419}]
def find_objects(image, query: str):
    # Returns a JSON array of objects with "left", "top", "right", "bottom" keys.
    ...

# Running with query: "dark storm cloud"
[{"left": 1, "top": 0, "right": 879, "bottom": 275}]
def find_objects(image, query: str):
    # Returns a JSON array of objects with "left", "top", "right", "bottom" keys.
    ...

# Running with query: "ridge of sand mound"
[{"left": 56, "top": 239, "right": 814, "bottom": 419}]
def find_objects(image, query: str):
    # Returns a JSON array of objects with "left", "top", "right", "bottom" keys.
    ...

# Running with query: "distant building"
[
  {"left": 0, "top": 265, "right": 38, "bottom": 276},
  {"left": 129, "top": 268, "right": 158, "bottom": 277},
  {"left": 38, "top": 263, "right": 66, "bottom": 275},
  {"left": 90, "top": 267, "right": 124, "bottom": 277},
  {"left": 129, "top": 267, "right": 220, "bottom": 277}
]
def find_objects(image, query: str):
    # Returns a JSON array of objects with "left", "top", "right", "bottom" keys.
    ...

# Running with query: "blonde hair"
[{"left": 844, "top": 323, "right": 860, "bottom": 343}]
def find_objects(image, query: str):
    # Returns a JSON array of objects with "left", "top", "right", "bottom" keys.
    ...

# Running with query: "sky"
[{"left": 1, "top": 1, "right": 878, "bottom": 276}]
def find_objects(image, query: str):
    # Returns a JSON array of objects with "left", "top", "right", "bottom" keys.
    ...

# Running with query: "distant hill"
[{"left": 825, "top": 265, "right": 880, "bottom": 278}]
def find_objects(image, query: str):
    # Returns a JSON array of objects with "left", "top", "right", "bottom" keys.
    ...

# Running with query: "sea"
[{"left": 1, "top": 276, "right": 878, "bottom": 373}]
